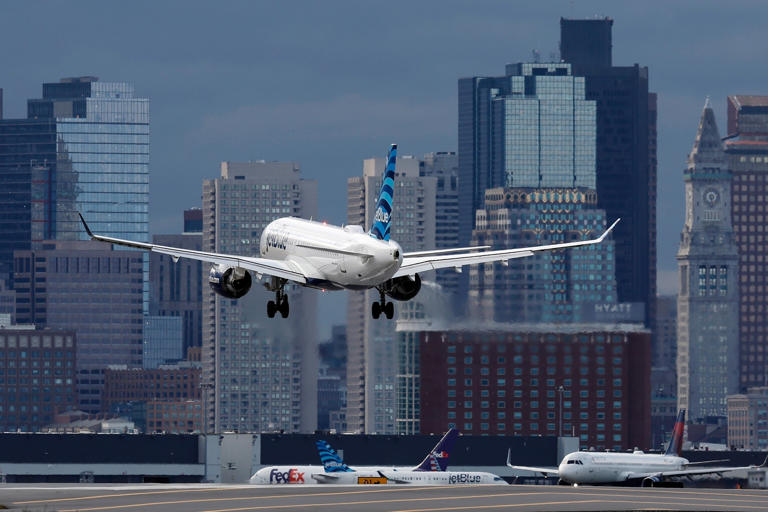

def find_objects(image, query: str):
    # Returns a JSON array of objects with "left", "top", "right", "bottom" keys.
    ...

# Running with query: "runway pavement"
[{"left": 2, "top": 483, "right": 768, "bottom": 511}]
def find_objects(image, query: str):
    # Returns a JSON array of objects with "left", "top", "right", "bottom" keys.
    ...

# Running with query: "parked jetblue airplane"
[
  {"left": 312, "top": 430, "right": 505, "bottom": 485},
  {"left": 249, "top": 428, "right": 458, "bottom": 484},
  {"left": 508, "top": 409, "right": 768, "bottom": 487},
  {"left": 79, "top": 144, "right": 618, "bottom": 319}
]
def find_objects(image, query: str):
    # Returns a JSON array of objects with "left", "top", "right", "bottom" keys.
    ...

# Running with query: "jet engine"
[
  {"left": 380, "top": 274, "right": 421, "bottom": 301},
  {"left": 641, "top": 476, "right": 660, "bottom": 488},
  {"left": 208, "top": 265, "right": 252, "bottom": 299}
]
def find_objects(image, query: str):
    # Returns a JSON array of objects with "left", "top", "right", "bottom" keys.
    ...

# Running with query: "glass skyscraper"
[
  {"left": 458, "top": 63, "right": 596, "bottom": 251},
  {"left": 1, "top": 76, "right": 149, "bottom": 298},
  {"left": 27, "top": 77, "right": 149, "bottom": 244}
]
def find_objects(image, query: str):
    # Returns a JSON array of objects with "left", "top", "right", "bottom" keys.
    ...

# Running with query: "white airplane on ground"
[
  {"left": 508, "top": 409, "right": 768, "bottom": 487},
  {"left": 79, "top": 144, "right": 619, "bottom": 319},
  {"left": 311, "top": 431, "right": 506, "bottom": 485},
  {"left": 249, "top": 428, "right": 459, "bottom": 484}
]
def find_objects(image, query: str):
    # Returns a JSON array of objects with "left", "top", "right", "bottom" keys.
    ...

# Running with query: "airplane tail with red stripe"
[{"left": 664, "top": 409, "right": 686, "bottom": 456}]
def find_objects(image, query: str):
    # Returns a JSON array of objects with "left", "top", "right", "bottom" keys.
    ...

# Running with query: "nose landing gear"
[{"left": 371, "top": 289, "right": 394, "bottom": 319}]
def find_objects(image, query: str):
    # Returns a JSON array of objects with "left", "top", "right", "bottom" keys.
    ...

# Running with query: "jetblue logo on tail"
[
  {"left": 369, "top": 144, "right": 397, "bottom": 241},
  {"left": 316, "top": 440, "right": 353, "bottom": 473}
]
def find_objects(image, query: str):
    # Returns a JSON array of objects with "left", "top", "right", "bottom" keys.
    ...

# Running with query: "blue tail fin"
[
  {"left": 664, "top": 409, "right": 685, "bottom": 456},
  {"left": 316, "top": 440, "right": 354, "bottom": 472},
  {"left": 413, "top": 428, "right": 459, "bottom": 471},
  {"left": 368, "top": 144, "right": 397, "bottom": 241}
]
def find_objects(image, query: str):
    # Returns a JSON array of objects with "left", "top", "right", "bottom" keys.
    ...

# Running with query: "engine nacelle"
[
  {"left": 380, "top": 274, "right": 421, "bottom": 301},
  {"left": 208, "top": 265, "right": 252, "bottom": 299},
  {"left": 641, "top": 476, "right": 660, "bottom": 487}
]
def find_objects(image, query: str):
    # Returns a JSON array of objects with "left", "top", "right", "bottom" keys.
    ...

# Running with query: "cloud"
[{"left": 190, "top": 94, "right": 455, "bottom": 150}]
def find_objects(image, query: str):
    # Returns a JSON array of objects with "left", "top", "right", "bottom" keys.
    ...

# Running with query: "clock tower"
[{"left": 677, "top": 99, "right": 739, "bottom": 420}]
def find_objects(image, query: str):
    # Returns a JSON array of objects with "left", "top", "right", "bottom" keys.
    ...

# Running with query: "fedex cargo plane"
[{"left": 79, "top": 144, "right": 618, "bottom": 319}]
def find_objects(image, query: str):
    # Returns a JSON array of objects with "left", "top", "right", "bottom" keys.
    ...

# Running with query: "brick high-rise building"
[
  {"left": 724, "top": 95, "right": 768, "bottom": 389},
  {"left": 0, "top": 328, "right": 77, "bottom": 431},
  {"left": 414, "top": 325, "right": 651, "bottom": 451}
]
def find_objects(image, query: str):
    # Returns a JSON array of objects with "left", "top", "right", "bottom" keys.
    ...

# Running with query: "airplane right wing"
[
  {"left": 392, "top": 219, "right": 619, "bottom": 278},
  {"left": 629, "top": 455, "right": 768, "bottom": 481},
  {"left": 79, "top": 213, "right": 308, "bottom": 284}
]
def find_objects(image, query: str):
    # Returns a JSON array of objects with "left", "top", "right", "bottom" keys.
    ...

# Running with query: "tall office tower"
[
  {"left": 202, "top": 162, "right": 317, "bottom": 433},
  {"left": 420, "top": 152, "right": 460, "bottom": 299},
  {"left": 13, "top": 240, "right": 144, "bottom": 413},
  {"left": 470, "top": 188, "right": 616, "bottom": 324},
  {"left": 0, "top": 77, "right": 149, "bottom": 295},
  {"left": 345, "top": 155, "right": 436, "bottom": 433},
  {"left": 723, "top": 96, "right": 768, "bottom": 389},
  {"left": 149, "top": 211, "right": 203, "bottom": 357},
  {"left": 677, "top": 101, "right": 739, "bottom": 420},
  {"left": 459, "top": 62, "right": 596, "bottom": 245},
  {"left": 560, "top": 18, "right": 657, "bottom": 329}
]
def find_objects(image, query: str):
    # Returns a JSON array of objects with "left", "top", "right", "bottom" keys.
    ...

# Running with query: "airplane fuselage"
[
  {"left": 249, "top": 465, "right": 505, "bottom": 485},
  {"left": 558, "top": 452, "right": 687, "bottom": 484},
  {"left": 259, "top": 217, "right": 403, "bottom": 290}
]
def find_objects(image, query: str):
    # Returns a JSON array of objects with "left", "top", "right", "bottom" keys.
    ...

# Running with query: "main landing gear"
[
  {"left": 371, "top": 289, "right": 394, "bottom": 320},
  {"left": 266, "top": 278, "right": 289, "bottom": 318}
]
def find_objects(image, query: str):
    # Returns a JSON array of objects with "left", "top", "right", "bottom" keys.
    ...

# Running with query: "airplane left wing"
[
  {"left": 78, "top": 213, "right": 307, "bottom": 284},
  {"left": 506, "top": 449, "right": 559, "bottom": 477},
  {"left": 392, "top": 219, "right": 620, "bottom": 278},
  {"left": 311, "top": 473, "right": 342, "bottom": 483}
]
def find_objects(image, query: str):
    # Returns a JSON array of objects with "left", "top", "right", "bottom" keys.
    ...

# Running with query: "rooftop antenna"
[{"left": 532, "top": 49, "right": 541, "bottom": 63}]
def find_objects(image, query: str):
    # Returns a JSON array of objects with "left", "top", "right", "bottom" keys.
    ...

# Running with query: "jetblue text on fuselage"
[
  {"left": 266, "top": 231, "right": 290, "bottom": 251},
  {"left": 449, "top": 473, "right": 482, "bottom": 484}
]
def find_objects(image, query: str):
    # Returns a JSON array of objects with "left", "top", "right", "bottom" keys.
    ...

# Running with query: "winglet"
[
  {"left": 759, "top": 454, "right": 768, "bottom": 468},
  {"left": 597, "top": 218, "right": 620, "bottom": 243},
  {"left": 78, "top": 212, "right": 95, "bottom": 238},
  {"left": 506, "top": 448, "right": 512, "bottom": 467}
]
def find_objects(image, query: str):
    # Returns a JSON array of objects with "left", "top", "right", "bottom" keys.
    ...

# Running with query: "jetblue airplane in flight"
[
  {"left": 79, "top": 144, "right": 618, "bottom": 319},
  {"left": 249, "top": 428, "right": 458, "bottom": 484},
  {"left": 508, "top": 410, "right": 768, "bottom": 487}
]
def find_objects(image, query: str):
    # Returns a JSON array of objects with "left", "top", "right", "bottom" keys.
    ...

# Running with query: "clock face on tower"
[{"left": 703, "top": 187, "right": 720, "bottom": 207}]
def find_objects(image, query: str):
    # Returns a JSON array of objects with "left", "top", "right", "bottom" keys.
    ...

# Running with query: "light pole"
[{"left": 557, "top": 385, "right": 565, "bottom": 438}]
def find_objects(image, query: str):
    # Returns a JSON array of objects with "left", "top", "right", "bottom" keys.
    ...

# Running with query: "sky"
[{"left": 2, "top": 0, "right": 767, "bottom": 335}]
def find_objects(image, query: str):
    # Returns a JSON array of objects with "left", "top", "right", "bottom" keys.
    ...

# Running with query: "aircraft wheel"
[
  {"left": 384, "top": 301, "right": 394, "bottom": 319},
  {"left": 267, "top": 300, "right": 276, "bottom": 318},
  {"left": 279, "top": 298, "right": 290, "bottom": 318},
  {"left": 372, "top": 302, "right": 381, "bottom": 319}
]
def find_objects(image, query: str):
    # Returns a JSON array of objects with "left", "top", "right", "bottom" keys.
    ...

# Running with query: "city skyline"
[{"left": 2, "top": 3, "right": 766, "bottom": 289}]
